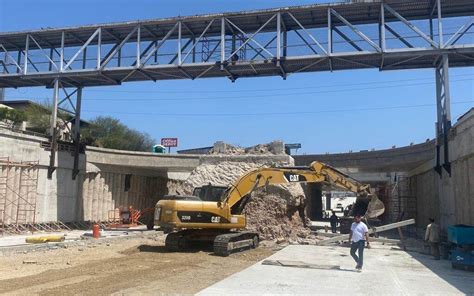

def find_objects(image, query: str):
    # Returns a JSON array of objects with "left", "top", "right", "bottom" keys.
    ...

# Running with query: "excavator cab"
[{"left": 193, "top": 184, "right": 228, "bottom": 202}]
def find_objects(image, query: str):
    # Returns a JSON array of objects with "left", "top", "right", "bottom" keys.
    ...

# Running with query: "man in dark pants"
[
  {"left": 329, "top": 211, "right": 339, "bottom": 233},
  {"left": 348, "top": 215, "right": 370, "bottom": 272}
]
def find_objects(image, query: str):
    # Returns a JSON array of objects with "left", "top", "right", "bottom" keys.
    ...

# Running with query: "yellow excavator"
[{"left": 154, "top": 161, "right": 385, "bottom": 256}]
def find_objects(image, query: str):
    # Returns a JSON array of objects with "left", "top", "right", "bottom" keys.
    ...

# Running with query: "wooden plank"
[{"left": 317, "top": 219, "right": 415, "bottom": 245}]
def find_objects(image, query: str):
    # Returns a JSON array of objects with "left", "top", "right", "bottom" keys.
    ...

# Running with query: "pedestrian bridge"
[{"left": 0, "top": 0, "right": 473, "bottom": 87}]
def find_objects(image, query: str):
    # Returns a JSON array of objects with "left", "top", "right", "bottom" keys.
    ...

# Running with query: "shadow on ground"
[
  {"left": 136, "top": 244, "right": 213, "bottom": 254},
  {"left": 409, "top": 251, "right": 474, "bottom": 294}
]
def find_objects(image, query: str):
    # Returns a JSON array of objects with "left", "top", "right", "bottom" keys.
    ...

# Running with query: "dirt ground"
[{"left": 0, "top": 233, "right": 274, "bottom": 295}]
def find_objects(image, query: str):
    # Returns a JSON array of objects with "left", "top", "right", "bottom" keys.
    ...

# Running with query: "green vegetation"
[
  {"left": 2, "top": 100, "right": 153, "bottom": 152},
  {"left": 81, "top": 116, "right": 155, "bottom": 152},
  {"left": 0, "top": 107, "right": 27, "bottom": 124},
  {"left": 23, "top": 103, "right": 52, "bottom": 134}
]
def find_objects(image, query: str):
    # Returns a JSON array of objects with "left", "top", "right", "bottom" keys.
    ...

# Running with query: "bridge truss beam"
[{"left": 0, "top": 0, "right": 472, "bottom": 177}]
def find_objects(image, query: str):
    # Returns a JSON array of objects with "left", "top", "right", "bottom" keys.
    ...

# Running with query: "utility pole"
[{"left": 0, "top": 88, "right": 4, "bottom": 101}]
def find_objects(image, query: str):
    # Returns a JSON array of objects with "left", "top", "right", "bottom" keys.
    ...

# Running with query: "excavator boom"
[{"left": 223, "top": 161, "right": 384, "bottom": 218}]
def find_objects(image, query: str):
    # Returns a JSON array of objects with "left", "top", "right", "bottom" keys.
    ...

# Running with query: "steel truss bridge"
[{"left": 0, "top": 0, "right": 473, "bottom": 178}]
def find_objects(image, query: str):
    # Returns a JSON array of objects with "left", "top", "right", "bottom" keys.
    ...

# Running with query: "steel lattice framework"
[{"left": 0, "top": 0, "right": 473, "bottom": 178}]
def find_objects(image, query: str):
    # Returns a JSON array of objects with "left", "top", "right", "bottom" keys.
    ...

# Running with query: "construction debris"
[
  {"left": 244, "top": 186, "right": 311, "bottom": 242},
  {"left": 208, "top": 141, "right": 286, "bottom": 155}
]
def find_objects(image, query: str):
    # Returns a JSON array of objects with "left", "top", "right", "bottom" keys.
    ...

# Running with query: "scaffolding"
[
  {"left": 0, "top": 157, "right": 39, "bottom": 234},
  {"left": 391, "top": 175, "right": 417, "bottom": 237}
]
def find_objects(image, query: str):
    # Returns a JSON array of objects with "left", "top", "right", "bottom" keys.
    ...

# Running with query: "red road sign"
[{"left": 161, "top": 138, "right": 178, "bottom": 147}]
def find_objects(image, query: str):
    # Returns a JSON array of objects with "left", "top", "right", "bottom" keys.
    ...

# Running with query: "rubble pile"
[
  {"left": 244, "top": 144, "right": 274, "bottom": 155},
  {"left": 244, "top": 186, "right": 311, "bottom": 242},
  {"left": 207, "top": 142, "right": 245, "bottom": 155},
  {"left": 208, "top": 141, "right": 285, "bottom": 155}
]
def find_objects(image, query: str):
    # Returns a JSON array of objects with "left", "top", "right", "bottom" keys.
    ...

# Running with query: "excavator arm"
[{"left": 222, "top": 161, "right": 384, "bottom": 218}]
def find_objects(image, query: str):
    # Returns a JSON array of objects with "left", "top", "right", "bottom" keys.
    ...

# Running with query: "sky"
[{"left": 0, "top": 0, "right": 473, "bottom": 154}]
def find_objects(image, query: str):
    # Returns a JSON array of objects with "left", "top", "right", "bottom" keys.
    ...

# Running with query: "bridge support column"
[
  {"left": 47, "top": 80, "right": 84, "bottom": 180},
  {"left": 434, "top": 54, "right": 452, "bottom": 177},
  {"left": 48, "top": 79, "right": 60, "bottom": 179}
]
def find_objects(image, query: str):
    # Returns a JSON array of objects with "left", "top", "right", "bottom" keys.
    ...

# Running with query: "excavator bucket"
[
  {"left": 365, "top": 195, "right": 385, "bottom": 218},
  {"left": 351, "top": 193, "right": 385, "bottom": 219}
]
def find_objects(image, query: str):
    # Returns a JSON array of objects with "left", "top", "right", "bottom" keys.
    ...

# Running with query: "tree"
[
  {"left": 23, "top": 103, "right": 51, "bottom": 134},
  {"left": 81, "top": 116, "right": 155, "bottom": 152},
  {"left": 23, "top": 101, "right": 74, "bottom": 135},
  {"left": 0, "top": 107, "right": 27, "bottom": 124}
]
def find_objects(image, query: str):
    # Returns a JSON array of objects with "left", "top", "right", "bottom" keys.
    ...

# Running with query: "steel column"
[
  {"left": 177, "top": 21, "right": 182, "bottom": 65},
  {"left": 327, "top": 8, "right": 332, "bottom": 54},
  {"left": 137, "top": 25, "right": 141, "bottom": 67},
  {"left": 328, "top": 8, "right": 333, "bottom": 71},
  {"left": 97, "top": 28, "right": 102, "bottom": 69},
  {"left": 380, "top": 3, "right": 386, "bottom": 52},
  {"left": 72, "top": 87, "right": 83, "bottom": 179},
  {"left": 277, "top": 12, "right": 281, "bottom": 65},
  {"left": 60, "top": 31, "right": 65, "bottom": 71},
  {"left": 221, "top": 17, "right": 225, "bottom": 69},
  {"left": 434, "top": 54, "right": 452, "bottom": 176},
  {"left": 23, "top": 35, "right": 29, "bottom": 74},
  {"left": 48, "top": 79, "right": 60, "bottom": 179},
  {"left": 437, "top": 0, "right": 444, "bottom": 48}
]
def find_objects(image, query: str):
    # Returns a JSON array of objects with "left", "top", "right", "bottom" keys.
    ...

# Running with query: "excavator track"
[
  {"left": 165, "top": 232, "right": 188, "bottom": 252},
  {"left": 214, "top": 231, "right": 259, "bottom": 257},
  {"left": 166, "top": 230, "right": 259, "bottom": 256}
]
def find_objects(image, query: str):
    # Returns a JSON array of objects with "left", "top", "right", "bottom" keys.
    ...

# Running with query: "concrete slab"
[{"left": 197, "top": 244, "right": 474, "bottom": 295}]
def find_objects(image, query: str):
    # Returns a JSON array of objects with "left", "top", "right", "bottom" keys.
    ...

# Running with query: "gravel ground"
[{"left": 0, "top": 232, "right": 274, "bottom": 295}]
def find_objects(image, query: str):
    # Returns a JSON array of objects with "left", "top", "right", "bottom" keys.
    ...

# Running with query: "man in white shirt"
[{"left": 348, "top": 215, "right": 370, "bottom": 271}]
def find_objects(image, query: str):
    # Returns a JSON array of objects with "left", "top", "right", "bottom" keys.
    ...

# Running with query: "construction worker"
[
  {"left": 329, "top": 211, "right": 339, "bottom": 233},
  {"left": 348, "top": 215, "right": 370, "bottom": 272},
  {"left": 425, "top": 218, "right": 440, "bottom": 260}
]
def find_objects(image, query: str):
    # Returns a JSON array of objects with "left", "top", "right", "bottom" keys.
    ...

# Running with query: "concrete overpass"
[{"left": 294, "top": 140, "right": 434, "bottom": 173}]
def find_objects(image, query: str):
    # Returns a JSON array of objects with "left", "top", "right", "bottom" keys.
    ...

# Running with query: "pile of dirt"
[{"left": 180, "top": 161, "right": 312, "bottom": 243}]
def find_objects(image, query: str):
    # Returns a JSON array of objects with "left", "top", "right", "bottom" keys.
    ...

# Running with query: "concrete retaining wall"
[
  {"left": 0, "top": 130, "right": 188, "bottom": 223},
  {"left": 0, "top": 130, "right": 84, "bottom": 223},
  {"left": 80, "top": 172, "right": 170, "bottom": 222},
  {"left": 409, "top": 109, "right": 474, "bottom": 232}
]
